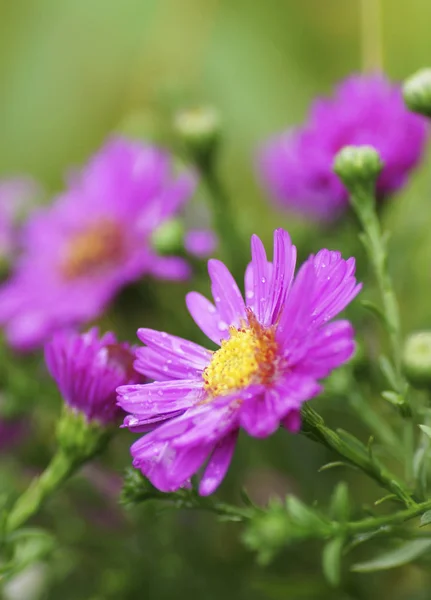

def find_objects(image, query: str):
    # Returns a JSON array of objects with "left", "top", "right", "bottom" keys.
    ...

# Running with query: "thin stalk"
[
  {"left": 301, "top": 404, "right": 415, "bottom": 507},
  {"left": 341, "top": 498, "right": 431, "bottom": 536},
  {"left": 351, "top": 182, "right": 405, "bottom": 393},
  {"left": 360, "top": 0, "right": 383, "bottom": 72},
  {"left": 6, "top": 451, "right": 78, "bottom": 534},
  {"left": 199, "top": 158, "right": 246, "bottom": 279}
]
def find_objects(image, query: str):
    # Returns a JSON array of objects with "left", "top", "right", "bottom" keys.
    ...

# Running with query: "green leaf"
[
  {"left": 419, "top": 424, "right": 431, "bottom": 439},
  {"left": 239, "top": 487, "right": 255, "bottom": 508},
  {"left": 336, "top": 429, "right": 368, "bottom": 458},
  {"left": 374, "top": 494, "right": 398, "bottom": 507},
  {"left": 345, "top": 527, "right": 392, "bottom": 553},
  {"left": 318, "top": 461, "right": 359, "bottom": 473},
  {"left": 351, "top": 539, "right": 431, "bottom": 572},
  {"left": 360, "top": 300, "right": 387, "bottom": 325},
  {"left": 329, "top": 483, "right": 349, "bottom": 522},
  {"left": 285, "top": 496, "right": 321, "bottom": 529},
  {"left": 322, "top": 537, "right": 344, "bottom": 587},
  {"left": 379, "top": 356, "right": 399, "bottom": 391},
  {"left": 381, "top": 390, "right": 404, "bottom": 406},
  {"left": 0, "top": 528, "right": 55, "bottom": 579},
  {"left": 420, "top": 510, "right": 431, "bottom": 527}
]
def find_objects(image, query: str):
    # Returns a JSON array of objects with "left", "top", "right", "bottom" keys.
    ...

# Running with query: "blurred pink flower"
[
  {"left": 0, "top": 138, "right": 196, "bottom": 350},
  {"left": 258, "top": 74, "right": 428, "bottom": 220}
]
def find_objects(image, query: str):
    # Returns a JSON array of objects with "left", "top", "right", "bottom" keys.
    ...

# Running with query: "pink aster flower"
[
  {"left": 0, "top": 137, "right": 196, "bottom": 350},
  {"left": 118, "top": 228, "right": 361, "bottom": 495},
  {"left": 258, "top": 74, "right": 428, "bottom": 220},
  {"left": 45, "top": 328, "right": 143, "bottom": 425}
]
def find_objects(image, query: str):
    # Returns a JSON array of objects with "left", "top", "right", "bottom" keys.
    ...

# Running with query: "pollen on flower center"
[
  {"left": 61, "top": 220, "right": 125, "bottom": 279},
  {"left": 203, "top": 311, "right": 278, "bottom": 397}
]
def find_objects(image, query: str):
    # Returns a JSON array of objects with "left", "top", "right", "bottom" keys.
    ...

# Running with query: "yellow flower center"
[
  {"left": 203, "top": 310, "right": 278, "bottom": 398},
  {"left": 61, "top": 220, "right": 125, "bottom": 279}
]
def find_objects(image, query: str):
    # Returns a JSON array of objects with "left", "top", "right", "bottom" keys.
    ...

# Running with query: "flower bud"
[
  {"left": 45, "top": 328, "right": 142, "bottom": 427},
  {"left": 402, "top": 331, "right": 431, "bottom": 388},
  {"left": 56, "top": 407, "right": 111, "bottom": 460},
  {"left": 333, "top": 146, "right": 384, "bottom": 191},
  {"left": 403, "top": 69, "right": 431, "bottom": 118},
  {"left": 174, "top": 106, "right": 221, "bottom": 166},
  {"left": 151, "top": 218, "right": 185, "bottom": 255}
]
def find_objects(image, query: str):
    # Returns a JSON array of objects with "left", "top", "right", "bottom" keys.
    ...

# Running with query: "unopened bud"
[
  {"left": 333, "top": 146, "right": 384, "bottom": 191},
  {"left": 174, "top": 107, "right": 221, "bottom": 166},
  {"left": 403, "top": 69, "right": 431, "bottom": 118},
  {"left": 402, "top": 331, "right": 431, "bottom": 388},
  {"left": 151, "top": 219, "right": 185, "bottom": 255},
  {"left": 56, "top": 407, "right": 111, "bottom": 461}
]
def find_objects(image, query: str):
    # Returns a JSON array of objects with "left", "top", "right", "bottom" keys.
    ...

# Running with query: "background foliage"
[{"left": 1, "top": 1, "right": 431, "bottom": 598}]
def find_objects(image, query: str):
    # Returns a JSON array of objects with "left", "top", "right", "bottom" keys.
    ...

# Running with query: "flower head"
[
  {"left": 45, "top": 328, "right": 142, "bottom": 426},
  {"left": 118, "top": 228, "right": 361, "bottom": 495},
  {"left": 0, "top": 138, "right": 196, "bottom": 350},
  {"left": 258, "top": 74, "right": 428, "bottom": 220}
]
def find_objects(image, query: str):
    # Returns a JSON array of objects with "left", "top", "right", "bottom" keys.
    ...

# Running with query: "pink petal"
[
  {"left": 186, "top": 291, "right": 229, "bottom": 345},
  {"left": 199, "top": 430, "right": 238, "bottom": 496},
  {"left": 207, "top": 259, "right": 246, "bottom": 327}
]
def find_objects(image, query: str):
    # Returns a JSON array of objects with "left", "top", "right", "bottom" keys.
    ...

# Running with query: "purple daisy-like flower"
[
  {"left": 45, "top": 328, "right": 142, "bottom": 425},
  {"left": 0, "top": 137, "right": 196, "bottom": 350},
  {"left": 118, "top": 228, "right": 361, "bottom": 495},
  {"left": 258, "top": 74, "right": 428, "bottom": 220}
]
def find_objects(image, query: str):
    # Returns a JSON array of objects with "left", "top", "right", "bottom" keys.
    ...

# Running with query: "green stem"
[
  {"left": 341, "top": 498, "right": 431, "bottom": 536},
  {"left": 6, "top": 451, "right": 79, "bottom": 534},
  {"left": 301, "top": 404, "right": 415, "bottom": 507},
  {"left": 360, "top": 0, "right": 383, "bottom": 72},
  {"left": 199, "top": 158, "right": 246, "bottom": 278},
  {"left": 350, "top": 183, "right": 404, "bottom": 391}
]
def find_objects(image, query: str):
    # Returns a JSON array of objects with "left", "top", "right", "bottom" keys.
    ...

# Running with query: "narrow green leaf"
[
  {"left": 345, "top": 527, "right": 392, "bottom": 553},
  {"left": 420, "top": 510, "right": 431, "bottom": 527},
  {"left": 322, "top": 537, "right": 344, "bottom": 587},
  {"left": 239, "top": 487, "right": 255, "bottom": 508},
  {"left": 360, "top": 300, "right": 387, "bottom": 325},
  {"left": 381, "top": 390, "right": 404, "bottom": 406},
  {"left": 329, "top": 483, "right": 349, "bottom": 522},
  {"left": 336, "top": 429, "right": 368, "bottom": 457},
  {"left": 379, "top": 356, "right": 399, "bottom": 391},
  {"left": 374, "top": 494, "right": 398, "bottom": 507},
  {"left": 351, "top": 539, "right": 431, "bottom": 572},
  {"left": 318, "top": 461, "right": 359, "bottom": 473},
  {"left": 419, "top": 424, "right": 431, "bottom": 439}
]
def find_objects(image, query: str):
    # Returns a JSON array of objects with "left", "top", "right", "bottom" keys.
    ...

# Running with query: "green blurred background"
[{"left": 1, "top": 1, "right": 431, "bottom": 598}]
